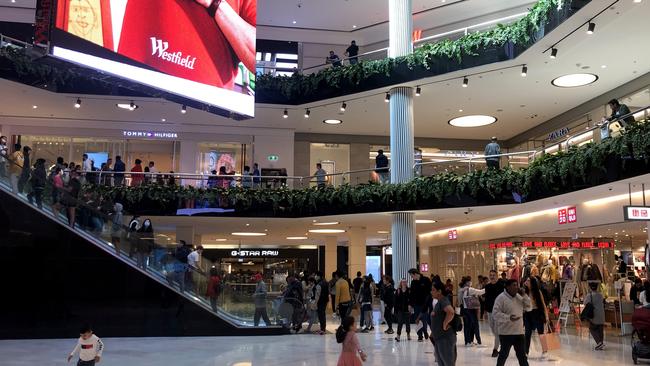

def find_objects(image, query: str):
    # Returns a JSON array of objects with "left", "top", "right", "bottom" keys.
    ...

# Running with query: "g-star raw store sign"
[
  {"left": 123, "top": 130, "right": 178, "bottom": 139},
  {"left": 231, "top": 250, "right": 280, "bottom": 257}
]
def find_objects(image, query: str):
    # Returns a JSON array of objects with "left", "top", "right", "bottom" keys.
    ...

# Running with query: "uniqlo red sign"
[
  {"left": 567, "top": 207, "right": 577, "bottom": 223},
  {"left": 558, "top": 209, "right": 567, "bottom": 224},
  {"left": 448, "top": 229, "right": 458, "bottom": 240}
]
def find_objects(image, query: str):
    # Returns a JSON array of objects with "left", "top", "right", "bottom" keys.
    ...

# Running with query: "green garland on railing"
[
  {"left": 256, "top": 0, "right": 564, "bottom": 101},
  {"left": 87, "top": 122, "right": 650, "bottom": 217}
]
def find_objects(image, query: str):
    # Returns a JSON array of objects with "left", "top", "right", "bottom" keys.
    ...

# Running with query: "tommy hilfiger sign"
[{"left": 123, "top": 130, "right": 179, "bottom": 139}]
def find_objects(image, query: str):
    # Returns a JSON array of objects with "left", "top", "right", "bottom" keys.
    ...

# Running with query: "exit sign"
[{"left": 267, "top": 155, "right": 279, "bottom": 162}]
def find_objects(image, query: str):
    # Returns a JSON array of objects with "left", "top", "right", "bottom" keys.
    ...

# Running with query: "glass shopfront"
[{"left": 197, "top": 142, "right": 251, "bottom": 175}]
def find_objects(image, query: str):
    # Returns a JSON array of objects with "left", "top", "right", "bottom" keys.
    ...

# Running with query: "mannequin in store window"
[
  {"left": 562, "top": 260, "right": 574, "bottom": 281},
  {"left": 579, "top": 258, "right": 603, "bottom": 297}
]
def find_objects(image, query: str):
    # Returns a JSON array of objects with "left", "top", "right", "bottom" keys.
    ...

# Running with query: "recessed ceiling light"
[
  {"left": 74, "top": 98, "right": 81, "bottom": 108},
  {"left": 32, "top": 105, "right": 38, "bottom": 109},
  {"left": 601, "top": 65, "right": 607, "bottom": 69},
  {"left": 292, "top": 20, "right": 297, "bottom": 24},
  {"left": 313, "top": 221, "right": 340, "bottom": 226},
  {"left": 352, "top": 25, "right": 357, "bottom": 28},
  {"left": 377, "top": 230, "right": 390, "bottom": 234},
  {"left": 161, "top": 118, "right": 166, "bottom": 122},
  {"left": 323, "top": 119, "right": 342, "bottom": 125},
  {"left": 551, "top": 73, "right": 598, "bottom": 88},
  {"left": 231, "top": 232, "right": 267, "bottom": 236},
  {"left": 116, "top": 103, "right": 138, "bottom": 111},
  {"left": 215, "top": 239, "right": 228, "bottom": 241},
  {"left": 287, "top": 236, "right": 309, "bottom": 240},
  {"left": 415, "top": 219, "right": 437, "bottom": 224},
  {"left": 448, "top": 115, "right": 497, "bottom": 127},
  {"left": 309, "top": 229, "right": 346, "bottom": 234}
]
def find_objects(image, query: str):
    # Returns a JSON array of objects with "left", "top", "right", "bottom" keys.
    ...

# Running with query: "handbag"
[
  {"left": 580, "top": 294, "right": 595, "bottom": 321},
  {"left": 539, "top": 323, "right": 561, "bottom": 351},
  {"left": 451, "top": 314, "right": 463, "bottom": 332},
  {"left": 463, "top": 295, "right": 481, "bottom": 310}
]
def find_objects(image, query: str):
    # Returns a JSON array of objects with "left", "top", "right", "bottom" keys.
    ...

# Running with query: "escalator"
[{"left": 0, "top": 160, "right": 286, "bottom": 339}]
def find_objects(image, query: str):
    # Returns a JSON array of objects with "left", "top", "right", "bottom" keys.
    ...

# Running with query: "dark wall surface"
[{"left": 0, "top": 188, "right": 283, "bottom": 339}]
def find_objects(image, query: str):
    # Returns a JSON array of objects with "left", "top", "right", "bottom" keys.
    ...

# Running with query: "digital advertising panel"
[{"left": 48, "top": 0, "right": 256, "bottom": 117}]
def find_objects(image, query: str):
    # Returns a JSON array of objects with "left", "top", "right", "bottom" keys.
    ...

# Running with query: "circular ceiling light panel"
[
  {"left": 323, "top": 119, "right": 343, "bottom": 125},
  {"left": 309, "top": 229, "right": 346, "bottom": 234},
  {"left": 448, "top": 115, "right": 497, "bottom": 128},
  {"left": 231, "top": 232, "right": 267, "bottom": 236},
  {"left": 551, "top": 73, "right": 598, "bottom": 88}
]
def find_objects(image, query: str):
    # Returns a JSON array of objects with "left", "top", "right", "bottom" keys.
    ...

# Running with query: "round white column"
[
  {"left": 392, "top": 211, "right": 417, "bottom": 282},
  {"left": 388, "top": 0, "right": 417, "bottom": 280}
]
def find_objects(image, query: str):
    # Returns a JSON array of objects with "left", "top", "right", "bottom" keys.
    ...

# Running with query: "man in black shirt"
[
  {"left": 352, "top": 271, "right": 364, "bottom": 326},
  {"left": 484, "top": 269, "right": 506, "bottom": 357},
  {"left": 375, "top": 149, "right": 389, "bottom": 184},
  {"left": 607, "top": 98, "right": 636, "bottom": 127},
  {"left": 409, "top": 268, "right": 432, "bottom": 341},
  {"left": 345, "top": 40, "right": 359, "bottom": 64}
]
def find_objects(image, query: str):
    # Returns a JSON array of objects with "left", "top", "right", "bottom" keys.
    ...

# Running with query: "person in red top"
[
  {"left": 130, "top": 159, "right": 144, "bottom": 187},
  {"left": 206, "top": 267, "right": 222, "bottom": 312}
]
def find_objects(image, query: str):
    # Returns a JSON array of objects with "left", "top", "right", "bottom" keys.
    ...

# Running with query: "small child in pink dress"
[{"left": 336, "top": 316, "right": 367, "bottom": 366}]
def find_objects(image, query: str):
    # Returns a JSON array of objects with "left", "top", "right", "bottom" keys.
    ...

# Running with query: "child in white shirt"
[{"left": 67, "top": 325, "right": 104, "bottom": 365}]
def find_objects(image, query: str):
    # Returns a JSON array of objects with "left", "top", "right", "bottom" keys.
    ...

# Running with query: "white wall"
[{"left": 252, "top": 132, "right": 295, "bottom": 176}]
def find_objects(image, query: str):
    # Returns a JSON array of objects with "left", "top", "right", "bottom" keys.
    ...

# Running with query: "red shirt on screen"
[{"left": 117, "top": 0, "right": 256, "bottom": 90}]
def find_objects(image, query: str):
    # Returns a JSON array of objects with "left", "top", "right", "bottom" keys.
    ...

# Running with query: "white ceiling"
[{"left": 0, "top": 0, "right": 648, "bottom": 143}]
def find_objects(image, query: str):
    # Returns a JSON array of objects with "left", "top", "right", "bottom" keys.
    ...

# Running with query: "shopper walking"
[
  {"left": 187, "top": 245, "right": 204, "bottom": 293},
  {"left": 430, "top": 281, "right": 457, "bottom": 366},
  {"left": 493, "top": 279, "right": 532, "bottom": 366},
  {"left": 110, "top": 203, "right": 124, "bottom": 254},
  {"left": 330, "top": 272, "right": 338, "bottom": 317},
  {"left": 8, "top": 144, "right": 23, "bottom": 193},
  {"left": 584, "top": 282, "right": 605, "bottom": 350},
  {"left": 135, "top": 219, "right": 154, "bottom": 270},
  {"left": 63, "top": 170, "right": 82, "bottom": 228},
  {"left": 459, "top": 275, "right": 486, "bottom": 346},
  {"left": 523, "top": 276, "right": 549, "bottom": 358},
  {"left": 409, "top": 268, "right": 432, "bottom": 341},
  {"left": 206, "top": 267, "right": 222, "bottom": 312},
  {"left": 130, "top": 159, "right": 144, "bottom": 186},
  {"left": 113, "top": 156, "right": 126, "bottom": 186},
  {"left": 394, "top": 279, "right": 412, "bottom": 342},
  {"left": 358, "top": 277, "right": 374, "bottom": 332},
  {"left": 28, "top": 158, "right": 46, "bottom": 209},
  {"left": 0, "top": 136, "right": 8, "bottom": 178},
  {"left": 252, "top": 163, "right": 261, "bottom": 188},
  {"left": 336, "top": 316, "right": 367, "bottom": 366},
  {"left": 484, "top": 137, "right": 501, "bottom": 169},
  {"left": 383, "top": 275, "right": 395, "bottom": 334},
  {"left": 334, "top": 271, "right": 353, "bottom": 323},
  {"left": 484, "top": 269, "right": 505, "bottom": 357},
  {"left": 375, "top": 149, "right": 389, "bottom": 184},
  {"left": 67, "top": 324, "right": 104, "bottom": 366},
  {"left": 252, "top": 273, "right": 271, "bottom": 326},
  {"left": 314, "top": 271, "right": 329, "bottom": 334},
  {"left": 173, "top": 241, "right": 192, "bottom": 292},
  {"left": 314, "top": 163, "right": 328, "bottom": 187}
]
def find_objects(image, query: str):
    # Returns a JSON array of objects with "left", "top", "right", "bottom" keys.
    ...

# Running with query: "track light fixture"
[
  {"left": 340, "top": 102, "right": 347, "bottom": 112},
  {"left": 129, "top": 101, "right": 136, "bottom": 111},
  {"left": 74, "top": 98, "right": 81, "bottom": 108},
  {"left": 587, "top": 22, "right": 595, "bottom": 34},
  {"left": 304, "top": 109, "right": 310, "bottom": 118},
  {"left": 521, "top": 65, "right": 528, "bottom": 77},
  {"left": 385, "top": 93, "right": 390, "bottom": 102},
  {"left": 181, "top": 105, "right": 187, "bottom": 114},
  {"left": 283, "top": 108, "right": 288, "bottom": 118},
  {"left": 550, "top": 48, "right": 558, "bottom": 59},
  {"left": 462, "top": 77, "right": 468, "bottom": 87},
  {"left": 415, "top": 86, "right": 421, "bottom": 96}
]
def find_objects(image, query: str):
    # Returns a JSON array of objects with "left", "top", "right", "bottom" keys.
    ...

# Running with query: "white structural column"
[
  {"left": 389, "top": 0, "right": 417, "bottom": 281},
  {"left": 392, "top": 212, "right": 416, "bottom": 282}
]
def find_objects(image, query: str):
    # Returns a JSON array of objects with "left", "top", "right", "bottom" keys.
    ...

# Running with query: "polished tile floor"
[{"left": 0, "top": 318, "right": 638, "bottom": 365}]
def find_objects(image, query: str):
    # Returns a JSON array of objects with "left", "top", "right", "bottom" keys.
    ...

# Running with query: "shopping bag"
[
  {"left": 463, "top": 295, "right": 481, "bottom": 310},
  {"left": 540, "top": 325, "right": 561, "bottom": 351}
]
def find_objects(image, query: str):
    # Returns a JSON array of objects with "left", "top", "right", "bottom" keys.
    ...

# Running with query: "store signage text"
[
  {"left": 448, "top": 229, "right": 458, "bottom": 240},
  {"left": 624, "top": 206, "right": 650, "bottom": 221},
  {"left": 547, "top": 127, "right": 570, "bottom": 141},
  {"left": 123, "top": 130, "right": 179, "bottom": 139},
  {"left": 558, "top": 207, "right": 577, "bottom": 224},
  {"left": 231, "top": 250, "right": 279, "bottom": 257},
  {"left": 488, "top": 241, "right": 614, "bottom": 249}
]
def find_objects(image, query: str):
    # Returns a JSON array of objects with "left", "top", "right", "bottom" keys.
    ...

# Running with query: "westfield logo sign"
[{"left": 150, "top": 37, "right": 196, "bottom": 69}]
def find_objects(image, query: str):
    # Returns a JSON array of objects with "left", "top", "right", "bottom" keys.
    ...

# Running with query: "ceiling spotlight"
[
  {"left": 521, "top": 65, "right": 528, "bottom": 77},
  {"left": 181, "top": 105, "right": 187, "bottom": 114},
  {"left": 74, "top": 98, "right": 81, "bottom": 108},
  {"left": 129, "top": 101, "right": 136, "bottom": 111},
  {"left": 550, "top": 48, "right": 558, "bottom": 59},
  {"left": 340, "top": 102, "right": 347, "bottom": 112},
  {"left": 385, "top": 93, "right": 390, "bottom": 102},
  {"left": 462, "top": 77, "right": 468, "bottom": 87},
  {"left": 116, "top": 103, "right": 138, "bottom": 110},
  {"left": 586, "top": 22, "right": 595, "bottom": 34},
  {"left": 304, "top": 109, "right": 310, "bottom": 118},
  {"left": 415, "top": 86, "right": 421, "bottom": 96},
  {"left": 283, "top": 109, "right": 289, "bottom": 118},
  {"left": 323, "top": 119, "right": 342, "bottom": 125}
]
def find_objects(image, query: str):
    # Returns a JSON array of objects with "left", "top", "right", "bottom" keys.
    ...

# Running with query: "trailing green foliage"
[
  {"left": 257, "top": 0, "right": 564, "bottom": 101},
  {"left": 88, "top": 122, "right": 650, "bottom": 217}
]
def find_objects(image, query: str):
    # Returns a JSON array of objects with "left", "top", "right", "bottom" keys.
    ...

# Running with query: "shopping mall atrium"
[{"left": 2, "top": 0, "right": 650, "bottom": 365}]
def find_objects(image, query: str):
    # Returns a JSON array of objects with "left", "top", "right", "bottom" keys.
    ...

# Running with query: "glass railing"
[{"left": 0, "top": 158, "right": 284, "bottom": 329}]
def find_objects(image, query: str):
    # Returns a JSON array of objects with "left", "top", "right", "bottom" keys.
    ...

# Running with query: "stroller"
[{"left": 632, "top": 305, "right": 650, "bottom": 364}]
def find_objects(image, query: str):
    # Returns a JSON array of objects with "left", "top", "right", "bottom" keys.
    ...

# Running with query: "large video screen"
[{"left": 50, "top": 0, "right": 256, "bottom": 117}]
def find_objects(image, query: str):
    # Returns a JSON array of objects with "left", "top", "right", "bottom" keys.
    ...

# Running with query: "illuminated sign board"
[
  {"left": 624, "top": 206, "right": 650, "bottom": 221},
  {"left": 448, "top": 229, "right": 458, "bottom": 240},
  {"left": 267, "top": 155, "right": 279, "bottom": 162},
  {"left": 488, "top": 240, "right": 614, "bottom": 250},
  {"left": 420, "top": 263, "right": 429, "bottom": 273},
  {"left": 47, "top": 0, "right": 257, "bottom": 117},
  {"left": 231, "top": 250, "right": 279, "bottom": 257},
  {"left": 558, "top": 207, "right": 577, "bottom": 224},
  {"left": 123, "top": 130, "right": 178, "bottom": 139}
]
